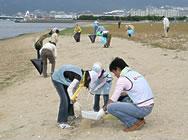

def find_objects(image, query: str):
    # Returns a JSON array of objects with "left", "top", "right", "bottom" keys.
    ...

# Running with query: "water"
[{"left": 0, "top": 20, "right": 75, "bottom": 39}]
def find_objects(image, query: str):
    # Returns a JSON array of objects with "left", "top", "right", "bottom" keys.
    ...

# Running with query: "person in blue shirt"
[{"left": 51, "top": 64, "right": 98, "bottom": 129}]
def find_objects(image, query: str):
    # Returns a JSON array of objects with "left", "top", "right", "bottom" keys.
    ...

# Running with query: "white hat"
[
  {"left": 92, "top": 62, "right": 102, "bottom": 75},
  {"left": 89, "top": 70, "right": 98, "bottom": 88},
  {"left": 94, "top": 21, "right": 99, "bottom": 24},
  {"left": 52, "top": 27, "right": 58, "bottom": 33}
]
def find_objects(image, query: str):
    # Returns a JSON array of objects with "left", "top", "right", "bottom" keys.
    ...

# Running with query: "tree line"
[{"left": 78, "top": 15, "right": 187, "bottom": 21}]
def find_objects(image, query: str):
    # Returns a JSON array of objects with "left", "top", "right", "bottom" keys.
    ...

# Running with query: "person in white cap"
[
  {"left": 49, "top": 28, "right": 60, "bottom": 46},
  {"left": 90, "top": 62, "right": 112, "bottom": 112},
  {"left": 93, "top": 20, "right": 99, "bottom": 34},
  {"left": 51, "top": 64, "right": 98, "bottom": 129}
]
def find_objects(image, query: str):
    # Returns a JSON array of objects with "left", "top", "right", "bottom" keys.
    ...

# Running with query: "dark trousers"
[
  {"left": 93, "top": 94, "right": 109, "bottom": 112},
  {"left": 52, "top": 79, "right": 74, "bottom": 123}
]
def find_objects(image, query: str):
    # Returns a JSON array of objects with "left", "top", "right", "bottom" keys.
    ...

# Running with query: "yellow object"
[
  {"left": 70, "top": 72, "right": 85, "bottom": 101},
  {"left": 74, "top": 25, "right": 82, "bottom": 33}
]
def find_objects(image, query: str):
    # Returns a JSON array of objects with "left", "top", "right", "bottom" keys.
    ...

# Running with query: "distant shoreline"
[
  {"left": 0, "top": 32, "right": 39, "bottom": 41},
  {"left": 15, "top": 19, "right": 76, "bottom": 23}
]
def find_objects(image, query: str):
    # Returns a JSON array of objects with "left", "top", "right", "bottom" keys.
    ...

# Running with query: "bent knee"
[{"left": 107, "top": 103, "right": 116, "bottom": 114}]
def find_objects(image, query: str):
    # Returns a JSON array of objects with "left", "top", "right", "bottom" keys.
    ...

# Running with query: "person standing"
[
  {"left": 162, "top": 16, "right": 170, "bottom": 37},
  {"left": 126, "top": 25, "right": 135, "bottom": 37},
  {"left": 73, "top": 24, "right": 82, "bottom": 42},
  {"left": 118, "top": 20, "right": 121, "bottom": 29},
  {"left": 90, "top": 63, "right": 112, "bottom": 112},
  {"left": 34, "top": 30, "right": 52, "bottom": 59}
]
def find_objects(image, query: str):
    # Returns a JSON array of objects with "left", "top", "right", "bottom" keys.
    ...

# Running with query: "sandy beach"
[{"left": 0, "top": 31, "right": 188, "bottom": 140}]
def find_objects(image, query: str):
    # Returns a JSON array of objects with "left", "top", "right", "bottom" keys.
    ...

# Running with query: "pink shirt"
[{"left": 110, "top": 77, "right": 132, "bottom": 102}]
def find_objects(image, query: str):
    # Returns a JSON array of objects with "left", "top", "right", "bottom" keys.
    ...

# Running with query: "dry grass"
[{"left": 62, "top": 22, "right": 188, "bottom": 50}]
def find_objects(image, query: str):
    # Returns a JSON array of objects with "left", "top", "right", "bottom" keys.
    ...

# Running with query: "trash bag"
[
  {"left": 30, "top": 59, "right": 43, "bottom": 75},
  {"left": 73, "top": 32, "right": 81, "bottom": 42},
  {"left": 88, "top": 34, "right": 96, "bottom": 43}
]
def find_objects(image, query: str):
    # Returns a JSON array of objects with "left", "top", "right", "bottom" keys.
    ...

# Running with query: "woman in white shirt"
[
  {"left": 99, "top": 57, "right": 154, "bottom": 132},
  {"left": 49, "top": 28, "right": 59, "bottom": 46},
  {"left": 162, "top": 16, "right": 170, "bottom": 37}
]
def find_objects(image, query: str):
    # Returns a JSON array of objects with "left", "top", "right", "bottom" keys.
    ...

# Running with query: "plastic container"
[{"left": 81, "top": 111, "right": 98, "bottom": 120}]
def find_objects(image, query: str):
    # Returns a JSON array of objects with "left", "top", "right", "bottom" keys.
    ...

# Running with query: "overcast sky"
[{"left": 0, "top": 0, "right": 188, "bottom": 14}]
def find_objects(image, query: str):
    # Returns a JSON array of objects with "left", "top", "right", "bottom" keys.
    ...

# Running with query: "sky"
[{"left": 0, "top": 0, "right": 188, "bottom": 15}]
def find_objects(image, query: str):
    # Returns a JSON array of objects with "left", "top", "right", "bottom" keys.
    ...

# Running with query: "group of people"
[
  {"left": 50, "top": 57, "right": 154, "bottom": 132},
  {"left": 124, "top": 16, "right": 170, "bottom": 38},
  {"left": 73, "top": 22, "right": 112, "bottom": 48},
  {"left": 51, "top": 62, "right": 113, "bottom": 128},
  {"left": 32, "top": 22, "right": 155, "bottom": 132}
]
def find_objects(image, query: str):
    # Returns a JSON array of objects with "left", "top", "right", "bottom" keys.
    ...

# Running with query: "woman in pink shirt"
[{"left": 103, "top": 57, "right": 154, "bottom": 132}]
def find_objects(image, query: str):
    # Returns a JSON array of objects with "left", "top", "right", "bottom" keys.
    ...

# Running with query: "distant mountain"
[{"left": 0, "top": 0, "right": 188, "bottom": 15}]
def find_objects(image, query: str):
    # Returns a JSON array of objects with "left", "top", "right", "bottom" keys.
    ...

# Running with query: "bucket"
[{"left": 81, "top": 111, "right": 98, "bottom": 120}]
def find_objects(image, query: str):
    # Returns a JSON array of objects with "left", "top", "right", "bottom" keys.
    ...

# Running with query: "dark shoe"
[{"left": 123, "top": 119, "right": 145, "bottom": 132}]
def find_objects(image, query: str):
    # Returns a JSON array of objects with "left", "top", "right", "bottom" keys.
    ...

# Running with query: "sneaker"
[{"left": 58, "top": 123, "right": 72, "bottom": 129}]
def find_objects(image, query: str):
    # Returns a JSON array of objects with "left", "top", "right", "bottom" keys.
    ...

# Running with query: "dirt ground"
[{"left": 0, "top": 34, "right": 188, "bottom": 140}]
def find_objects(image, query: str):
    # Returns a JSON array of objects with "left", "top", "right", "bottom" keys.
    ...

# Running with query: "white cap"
[
  {"left": 92, "top": 62, "right": 102, "bottom": 75},
  {"left": 52, "top": 27, "right": 58, "bottom": 33},
  {"left": 89, "top": 70, "right": 98, "bottom": 89},
  {"left": 94, "top": 20, "right": 99, "bottom": 24}
]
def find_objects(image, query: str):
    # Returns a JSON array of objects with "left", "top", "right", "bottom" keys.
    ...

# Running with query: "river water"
[{"left": 0, "top": 20, "right": 75, "bottom": 39}]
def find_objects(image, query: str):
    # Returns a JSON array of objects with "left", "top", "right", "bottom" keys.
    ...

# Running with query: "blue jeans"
[
  {"left": 52, "top": 79, "right": 74, "bottom": 123},
  {"left": 107, "top": 102, "right": 153, "bottom": 127}
]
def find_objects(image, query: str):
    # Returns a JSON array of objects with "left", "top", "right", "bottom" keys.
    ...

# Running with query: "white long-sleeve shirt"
[
  {"left": 50, "top": 33, "right": 58, "bottom": 44},
  {"left": 40, "top": 42, "right": 57, "bottom": 58},
  {"left": 163, "top": 17, "right": 170, "bottom": 27}
]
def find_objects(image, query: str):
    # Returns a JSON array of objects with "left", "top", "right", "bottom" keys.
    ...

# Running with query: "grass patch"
[{"left": 60, "top": 22, "right": 188, "bottom": 50}]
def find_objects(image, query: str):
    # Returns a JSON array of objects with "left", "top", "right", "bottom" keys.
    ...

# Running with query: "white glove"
[{"left": 96, "top": 108, "right": 105, "bottom": 120}]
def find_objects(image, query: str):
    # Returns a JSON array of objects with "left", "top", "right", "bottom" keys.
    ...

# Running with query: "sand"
[{"left": 0, "top": 33, "right": 188, "bottom": 140}]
